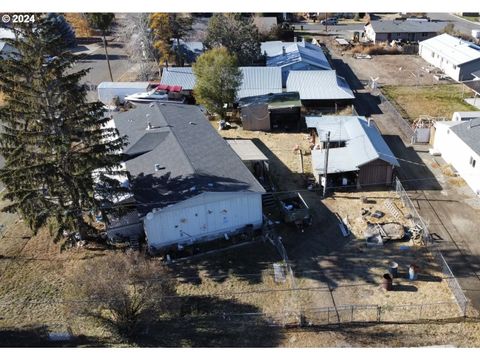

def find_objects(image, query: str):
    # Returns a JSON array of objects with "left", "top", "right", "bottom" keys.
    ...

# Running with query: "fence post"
[
  {"left": 327, "top": 308, "right": 330, "bottom": 324},
  {"left": 377, "top": 306, "right": 381, "bottom": 322},
  {"left": 351, "top": 305, "right": 354, "bottom": 322},
  {"left": 419, "top": 304, "right": 423, "bottom": 320}
]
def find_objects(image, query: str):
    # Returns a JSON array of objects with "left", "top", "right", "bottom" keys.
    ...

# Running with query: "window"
[{"left": 470, "top": 156, "right": 476, "bottom": 168}]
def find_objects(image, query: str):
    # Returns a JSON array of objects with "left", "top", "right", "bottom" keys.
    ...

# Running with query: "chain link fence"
[
  {"left": 394, "top": 177, "right": 469, "bottom": 316},
  {"left": 377, "top": 90, "right": 416, "bottom": 143}
]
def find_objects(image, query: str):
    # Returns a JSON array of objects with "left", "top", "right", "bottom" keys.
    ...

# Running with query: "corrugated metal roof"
[
  {"left": 237, "top": 67, "right": 282, "bottom": 99},
  {"left": 307, "top": 116, "right": 399, "bottom": 175},
  {"left": 369, "top": 20, "right": 445, "bottom": 34},
  {"left": 113, "top": 104, "right": 265, "bottom": 215},
  {"left": 420, "top": 33, "right": 480, "bottom": 66},
  {"left": 160, "top": 67, "right": 196, "bottom": 90},
  {"left": 450, "top": 119, "right": 480, "bottom": 156},
  {"left": 262, "top": 41, "right": 332, "bottom": 70},
  {"left": 238, "top": 92, "right": 302, "bottom": 109},
  {"left": 227, "top": 140, "right": 269, "bottom": 162},
  {"left": 287, "top": 70, "right": 355, "bottom": 100},
  {"left": 160, "top": 66, "right": 283, "bottom": 100}
]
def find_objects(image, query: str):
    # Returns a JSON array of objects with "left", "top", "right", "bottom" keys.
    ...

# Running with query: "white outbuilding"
[
  {"left": 419, "top": 33, "right": 480, "bottom": 81},
  {"left": 432, "top": 118, "right": 480, "bottom": 196}
]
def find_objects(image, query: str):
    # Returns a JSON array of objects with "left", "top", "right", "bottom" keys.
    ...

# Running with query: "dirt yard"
[
  {"left": 320, "top": 35, "right": 454, "bottom": 87},
  {"left": 0, "top": 121, "right": 478, "bottom": 346}
]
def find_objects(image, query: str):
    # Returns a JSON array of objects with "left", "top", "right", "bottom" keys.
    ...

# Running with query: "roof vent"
[
  {"left": 154, "top": 164, "right": 165, "bottom": 171},
  {"left": 146, "top": 120, "right": 153, "bottom": 130},
  {"left": 189, "top": 121, "right": 196, "bottom": 125},
  {"left": 282, "top": 46, "right": 286, "bottom": 55},
  {"left": 149, "top": 103, "right": 155, "bottom": 108}
]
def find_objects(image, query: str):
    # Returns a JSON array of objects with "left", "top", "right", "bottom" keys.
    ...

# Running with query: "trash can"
[
  {"left": 382, "top": 273, "right": 393, "bottom": 291},
  {"left": 389, "top": 261, "right": 398, "bottom": 278}
]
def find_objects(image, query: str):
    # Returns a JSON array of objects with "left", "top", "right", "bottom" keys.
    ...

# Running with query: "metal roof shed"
[
  {"left": 307, "top": 116, "right": 399, "bottom": 187},
  {"left": 227, "top": 140, "right": 269, "bottom": 162},
  {"left": 287, "top": 70, "right": 354, "bottom": 101}
]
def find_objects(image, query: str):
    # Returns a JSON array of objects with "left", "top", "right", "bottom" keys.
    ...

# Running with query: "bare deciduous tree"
[
  {"left": 117, "top": 13, "right": 159, "bottom": 80},
  {"left": 68, "top": 252, "right": 176, "bottom": 340}
]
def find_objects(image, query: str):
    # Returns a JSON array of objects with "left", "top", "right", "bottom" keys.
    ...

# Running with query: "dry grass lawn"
[
  {"left": 382, "top": 84, "right": 477, "bottom": 122},
  {"left": 0, "top": 119, "right": 479, "bottom": 346}
]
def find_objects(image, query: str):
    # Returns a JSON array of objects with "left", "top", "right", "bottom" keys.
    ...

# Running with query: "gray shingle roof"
[
  {"left": 450, "top": 119, "right": 480, "bottom": 156},
  {"left": 368, "top": 20, "right": 445, "bottom": 34},
  {"left": 286, "top": 70, "right": 354, "bottom": 100},
  {"left": 307, "top": 116, "right": 399, "bottom": 175},
  {"left": 113, "top": 104, "right": 265, "bottom": 215}
]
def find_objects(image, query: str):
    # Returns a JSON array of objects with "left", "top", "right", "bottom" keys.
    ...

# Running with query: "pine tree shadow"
[{"left": 133, "top": 295, "right": 284, "bottom": 347}]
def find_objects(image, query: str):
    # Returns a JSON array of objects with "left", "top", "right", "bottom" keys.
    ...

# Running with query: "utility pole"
[{"left": 323, "top": 131, "right": 331, "bottom": 198}]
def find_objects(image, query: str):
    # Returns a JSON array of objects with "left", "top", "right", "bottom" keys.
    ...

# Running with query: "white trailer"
[{"left": 97, "top": 82, "right": 151, "bottom": 105}]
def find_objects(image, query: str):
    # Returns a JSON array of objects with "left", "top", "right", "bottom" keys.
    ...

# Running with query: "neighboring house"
[
  {"left": 286, "top": 70, "right": 355, "bottom": 107},
  {"left": 171, "top": 39, "right": 205, "bottom": 64},
  {"left": 261, "top": 40, "right": 332, "bottom": 86},
  {"left": 238, "top": 92, "right": 302, "bottom": 131},
  {"left": 160, "top": 66, "right": 283, "bottom": 100},
  {"left": 419, "top": 33, "right": 480, "bottom": 81},
  {"left": 433, "top": 119, "right": 480, "bottom": 195},
  {"left": 106, "top": 103, "right": 265, "bottom": 252},
  {"left": 307, "top": 116, "right": 399, "bottom": 188},
  {"left": 365, "top": 19, "right": 445, "bottom": 43}
]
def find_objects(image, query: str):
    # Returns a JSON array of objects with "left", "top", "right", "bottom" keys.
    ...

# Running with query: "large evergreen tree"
[{"left": 0, "top": 17, "right": 128, "bottom": 244}]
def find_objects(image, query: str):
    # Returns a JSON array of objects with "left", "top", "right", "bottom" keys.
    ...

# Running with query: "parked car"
[{"left": 321, "top": 18, "right": 338, "bottom": 25}]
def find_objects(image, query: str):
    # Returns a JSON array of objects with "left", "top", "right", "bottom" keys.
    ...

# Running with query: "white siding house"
[
  {"left": 419, "top": 34, "right": 480, "bottom": 81},
  {"left": 433, "top": 120, "right": 480, "bottom": 195},
  {"left": 144, "top": 192, "right": 263, "bottom": 248},
  {"left": 107, "top": 103, "right": 265, "bottom": 252}
]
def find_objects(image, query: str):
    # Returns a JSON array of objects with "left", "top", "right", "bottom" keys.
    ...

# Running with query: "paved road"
[
  {"left": 427, "top": 13, "right": 480, "bottom": 37},
  {"left": 73, "top": 40, "right": 132, "bottom": 101}
]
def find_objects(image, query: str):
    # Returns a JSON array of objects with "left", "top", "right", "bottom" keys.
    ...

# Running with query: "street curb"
[{"left": 449, "top": 13, "right": 480, "bottom": 27}]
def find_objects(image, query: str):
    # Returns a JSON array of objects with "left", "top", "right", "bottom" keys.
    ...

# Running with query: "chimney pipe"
[
  {"left": 282, "top": 46, "right": 286, "bottom": 55},
  {"left": 146, "top": 120, "right": 152, "bottom": 130},
  {"left": 294, "top": 36, "right": 297, "bottom": 43}
]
